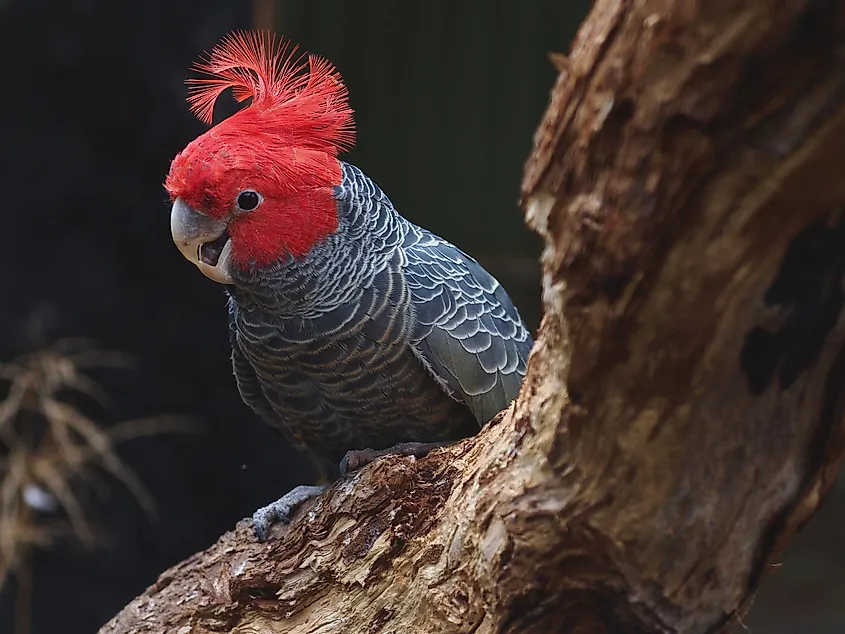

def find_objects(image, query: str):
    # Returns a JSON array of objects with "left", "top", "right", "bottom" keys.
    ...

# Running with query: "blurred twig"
[{"left": 0, "top": 339, "right": 197, "bottom": 634}]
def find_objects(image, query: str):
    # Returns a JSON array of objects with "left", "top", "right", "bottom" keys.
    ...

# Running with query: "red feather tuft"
[
  {"left": 166, "top": 31, "right": 356, "bottom": 265},
  {"left": 185, "top": 30, "right": 355, "bottom": 155}
]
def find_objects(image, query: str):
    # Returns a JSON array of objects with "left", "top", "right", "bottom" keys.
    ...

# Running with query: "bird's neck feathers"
[
  {"left": 227, "top": 222, "right": 350, "bottom": 316},
  {"left": 230, "top": 167, "right": 403, "bottom": 317}
]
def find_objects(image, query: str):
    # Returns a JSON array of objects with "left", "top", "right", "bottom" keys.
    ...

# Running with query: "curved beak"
[{"left": 170, "top": 198, "right": 234, "bottom": 284}]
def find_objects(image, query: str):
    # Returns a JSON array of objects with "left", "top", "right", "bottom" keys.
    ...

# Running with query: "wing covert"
[{"left": 404, "top": 227, "right": 533, "bottom": 424}]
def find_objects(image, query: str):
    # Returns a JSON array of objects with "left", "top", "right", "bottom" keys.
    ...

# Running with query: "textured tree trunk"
[{"left": 100, "top": 1, "right": 845, "bottom": 632}]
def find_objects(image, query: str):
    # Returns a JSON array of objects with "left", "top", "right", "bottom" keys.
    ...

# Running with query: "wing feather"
[{"left": 404, "top": 226, "right": 533, "bottom": 424}]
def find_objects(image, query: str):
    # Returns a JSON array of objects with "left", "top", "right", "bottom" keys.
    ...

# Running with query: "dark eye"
[{"left": 236, "top": 190, "right": 261, "bottom": 212}]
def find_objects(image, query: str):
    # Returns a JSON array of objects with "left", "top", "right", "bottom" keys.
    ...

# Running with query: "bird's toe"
[
  {"left": 251, "top": 484, "right": 328, "bottom": 541},
  {"left": 251, "top": 505, "right": 278, "bottom": 542}
]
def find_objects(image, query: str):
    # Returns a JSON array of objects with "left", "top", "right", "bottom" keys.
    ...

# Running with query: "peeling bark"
[{"left": 101, "top": 1, "right": 845, "bottom": 632}]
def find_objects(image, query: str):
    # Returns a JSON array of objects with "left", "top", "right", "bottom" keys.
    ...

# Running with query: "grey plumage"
[{"left": 227, "top": 162, "right": 533, "bottom": 478}]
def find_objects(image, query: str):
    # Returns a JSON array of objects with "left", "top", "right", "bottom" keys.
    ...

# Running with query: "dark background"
[{"left": 0, "top": 1, "right": 841, "bottom": 632}]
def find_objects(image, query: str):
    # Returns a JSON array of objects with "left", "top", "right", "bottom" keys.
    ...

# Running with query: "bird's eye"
[{"left": 236, "top": 190, "right": 261, "bottom": 212}]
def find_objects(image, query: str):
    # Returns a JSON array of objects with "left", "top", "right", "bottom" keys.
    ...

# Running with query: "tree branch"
[{"left": 101, "top": 1, "right": 845, "bottom": 632}]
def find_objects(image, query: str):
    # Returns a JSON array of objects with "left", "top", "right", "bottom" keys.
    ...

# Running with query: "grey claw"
[
  {"left": 250, "top": 484, "right": 328, "bottom": 541},
  {"left": 339, "top": 442, "right": 454, "bottom": 478},
  {"left": 273, "top": 503, "right": 293, "bottom": 523},
  {"left": 252, "top": 504, "right": 287, "bottom": 542},
  {"left": 339, "top": 448, "right": 379, "bottom": 477},
  {"left": 252, "top": 512, "right": 269, "bottom": 542},
  {"left": 338, "top": 452, "right": 353, "bottom": 477}
]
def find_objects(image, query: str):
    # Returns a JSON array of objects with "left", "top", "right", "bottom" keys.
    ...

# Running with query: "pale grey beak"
[{"left": 170, "top": 198, "right": 234, "bottom": 284}]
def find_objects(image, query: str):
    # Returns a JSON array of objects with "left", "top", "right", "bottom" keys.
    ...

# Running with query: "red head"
[{"left": 166, "top": 31, "right": 355, "bottom": 283}]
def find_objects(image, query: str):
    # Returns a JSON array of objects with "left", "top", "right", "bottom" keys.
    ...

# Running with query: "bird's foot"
[
  {"left": 252, "top": 484, "right": 327, "bottom": 541},
  {"left": 339, "top": 440, "right": 455, "bottom": 477}
]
